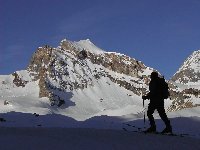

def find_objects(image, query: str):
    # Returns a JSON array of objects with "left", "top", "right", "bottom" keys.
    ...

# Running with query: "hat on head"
[{"left": 150, "top": 71, "right": 158, "bottom": 79}]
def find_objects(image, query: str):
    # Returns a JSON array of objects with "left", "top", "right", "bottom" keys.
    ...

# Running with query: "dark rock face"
[
  {"left": 88, "top": 52, "right": 146, "bottom": 77},
  {"left": 171, "top": 69, "right": 200, "bottom": 84},
  {"left": 27, "top": 45, "right": 53, "bottom": 98},
  {"left": 12, "top": 72, "right": 28, "bottom": 87},
  {"left": 167, "top": 88, "right": 200, "bottom": 111},
  {"left": 167, "top": 79, "right": 200, "bottom": 111},
  {"left": 27, "top": 45, "right": 53, "bottom": 81}
]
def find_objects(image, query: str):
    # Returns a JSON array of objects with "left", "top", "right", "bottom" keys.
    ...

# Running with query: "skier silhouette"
[{"left": 142, "top": 71, "right": 172, "bottom": 133}]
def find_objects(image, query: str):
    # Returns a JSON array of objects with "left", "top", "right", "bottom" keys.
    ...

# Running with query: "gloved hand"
[
  {"left": 142, "top": 95, "right": 149, "bottom": 100},
  {"left": 142, "top": 95, "right": 146, "bottom": 100}
]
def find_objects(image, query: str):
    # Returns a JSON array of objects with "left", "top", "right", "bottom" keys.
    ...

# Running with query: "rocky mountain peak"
[
  {"left": 26, "top": 39, "right": 153, "bottom": 107},
  {"left": 171, "top": 50, "right": 200, "bottom": 84}
]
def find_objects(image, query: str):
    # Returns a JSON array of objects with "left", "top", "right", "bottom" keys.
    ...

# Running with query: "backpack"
[{"left": 159, "top": 77, "right": 170, "bottom": 99}]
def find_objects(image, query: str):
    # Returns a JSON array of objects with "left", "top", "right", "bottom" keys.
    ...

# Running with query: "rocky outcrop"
[
  {"left": 27, "top": 45, "right": 54, "bottom": 98},
  {"left": 88, "top": 52, "right": 147, "bottom": 78},
  {"left": 168, "top": 99, "right": 200, "bottom": 112},
  {"left": 171, "top": 69, "right": 200, "bottom": 84},
  {"left": 167, "top": 79, "right": 200, "bottom": 111},
  {"left": 92, "top": 69, "right": 146, "bottom": 96},
  {"left": 12, "top": 72, "right": 28, "bottom": 87},
  {"left": 27, "top": 45, "right": 53, "bottom": 81}
]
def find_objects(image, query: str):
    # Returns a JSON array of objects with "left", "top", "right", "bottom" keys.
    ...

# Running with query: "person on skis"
[{"left": 142, "top": 71, "right": 172, "bottom": 134}]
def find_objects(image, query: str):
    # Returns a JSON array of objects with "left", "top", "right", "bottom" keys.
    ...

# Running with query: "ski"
[
  {"left": 143, "top": 131, "right": 185, "bottom": 137},
  {"left": 122, "top": 123, "right": 190, "bottom": 138},
  {"left": 123, "top": 127, "right": 188, "bottom": 137}
]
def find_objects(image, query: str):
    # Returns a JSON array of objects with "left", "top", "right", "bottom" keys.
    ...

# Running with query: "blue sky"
[{"left": 1, "top": 0, "right": 200, "bottom": 79}]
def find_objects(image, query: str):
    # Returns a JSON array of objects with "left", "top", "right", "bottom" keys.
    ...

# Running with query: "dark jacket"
[{"left": 147, "top": 78, "right": 164, "bottom": 105}]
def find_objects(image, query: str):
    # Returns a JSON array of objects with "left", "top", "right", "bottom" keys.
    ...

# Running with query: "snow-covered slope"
[
  {"left": 0, "top": 126, "right": 199, "bottom": 150},
  {"left": 75, "top": 39, "right": 106, "bottom": 54},
  {"left": 0, "top": 70, "right": 50, "bottom": 115}
]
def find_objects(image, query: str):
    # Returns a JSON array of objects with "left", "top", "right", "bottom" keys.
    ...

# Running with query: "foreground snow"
[
  {"left": 0, "top": 127, "right": 199, "bottom": 150},
  {"left": 0, "top": 107, "right": 200, "bottom": 150}
]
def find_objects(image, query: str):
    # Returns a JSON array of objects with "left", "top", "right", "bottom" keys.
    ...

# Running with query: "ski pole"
[
  {"left": 143, "top": 99, "right": 146, "bottom": 127},
  {"left": 142, "top": 85, "right": 146, "bottom": 127}
]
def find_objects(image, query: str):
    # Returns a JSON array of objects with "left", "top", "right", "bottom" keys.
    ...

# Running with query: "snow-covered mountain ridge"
[{"left": 0, "top": 39, "right": 200, "bottom": 121}]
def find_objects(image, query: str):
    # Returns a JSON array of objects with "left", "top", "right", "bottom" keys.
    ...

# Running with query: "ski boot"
[
  {"left": 161, "top": 125, "right": 172, "bottom": 134},
  {"left": 144, "top": 125, "right": 156, "bottom": 133}
]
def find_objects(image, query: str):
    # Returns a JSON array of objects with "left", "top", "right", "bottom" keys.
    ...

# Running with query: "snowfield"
[
  {"left": 0, "top": 107, "right": 200, "bottom": 150},
  {"left": 0, "top": 127, "right": 200, "bottom": 150}
]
